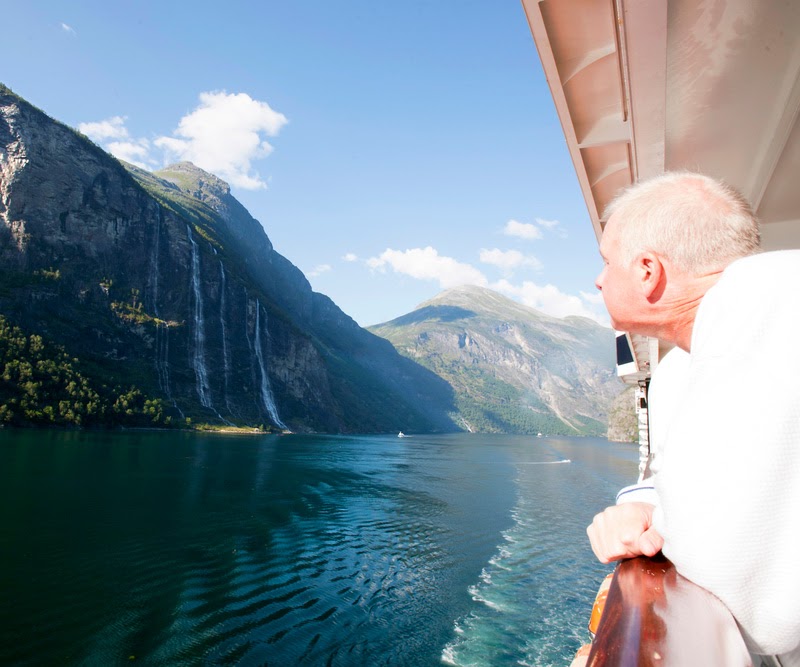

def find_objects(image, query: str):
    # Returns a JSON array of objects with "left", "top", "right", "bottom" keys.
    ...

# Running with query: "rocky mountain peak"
[
  {"left": 157, "top": 162, "right": 231, "bottom": 198},
  {"left": 418, "top": 285, "right": 552, "bottom": 323},
  {"left": 370, "top": 286, "right": 623, "bottom": 435}
]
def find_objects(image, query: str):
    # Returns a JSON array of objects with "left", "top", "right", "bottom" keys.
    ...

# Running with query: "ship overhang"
[{"left": 523, "top": 0, "right": 800, "bottom": 379}]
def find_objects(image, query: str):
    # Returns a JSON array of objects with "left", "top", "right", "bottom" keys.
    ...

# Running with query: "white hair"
[{"left": 604, "top": 171, "right": 761, "bottom": 273}]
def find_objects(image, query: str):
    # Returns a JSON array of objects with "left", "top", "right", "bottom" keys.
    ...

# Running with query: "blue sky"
[{"left": 4, "top": 1, "right": 608, "bottom": 327}]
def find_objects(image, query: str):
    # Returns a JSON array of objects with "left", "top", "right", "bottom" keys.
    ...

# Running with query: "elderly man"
[{"left": 587, "top": 171, "right": 800, "bottom": 664}]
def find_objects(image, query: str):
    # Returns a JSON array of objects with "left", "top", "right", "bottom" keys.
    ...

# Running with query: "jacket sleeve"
[{"left": 615, "top": 479, "right": 658, "bottom": 506}]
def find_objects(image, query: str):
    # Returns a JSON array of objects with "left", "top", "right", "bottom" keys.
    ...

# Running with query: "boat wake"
[{"left": 441, "top": 455, "right": 586, "bottom": 666}]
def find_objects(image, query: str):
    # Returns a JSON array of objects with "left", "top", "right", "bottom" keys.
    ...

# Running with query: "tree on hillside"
[{"left": 0, "top": 316, "right": 165, "bottom": 428}]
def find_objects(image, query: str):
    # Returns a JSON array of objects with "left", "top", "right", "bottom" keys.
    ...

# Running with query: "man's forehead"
[
  {"left": 603, "top": 212, "right": 620, "bottom": 233},
  {"left": 600, "top": 214, "right": 619, "bottom": 253}
]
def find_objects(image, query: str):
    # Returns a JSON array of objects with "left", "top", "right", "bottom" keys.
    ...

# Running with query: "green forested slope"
[{"left": 0, "top": 316, "right": 166, "bottom": 428}]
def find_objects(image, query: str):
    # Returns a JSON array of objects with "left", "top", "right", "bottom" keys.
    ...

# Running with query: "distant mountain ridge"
[
  {"left": 0, "top": 83, "right": 628, "bottom": 436},
  {"left": 369, "top": 286, "right": 624, "bottom": 435},
  {"left": 0, "top": 83, "right": 455, "bottom": 432}
]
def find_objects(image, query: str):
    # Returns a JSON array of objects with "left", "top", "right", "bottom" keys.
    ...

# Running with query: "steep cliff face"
[
  {"left": 370, "top": 286, "right": 625, "bottom": 435},
  {"left": 0, "top": 85, "right": 455, "bottom": 432},
  {"left": 606, "top": 385, "right": 638, "bottom": 442}
]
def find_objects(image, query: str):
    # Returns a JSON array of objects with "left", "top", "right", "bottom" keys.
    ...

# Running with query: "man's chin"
[
  {"left": 608, "top": 316, "right": 624, "bottom": 331},
  {"left": 610, "top": 319, "right": 651, "bottom": 339}
]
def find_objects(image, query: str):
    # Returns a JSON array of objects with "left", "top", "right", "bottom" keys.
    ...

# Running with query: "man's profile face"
[{"left": 595, "top": 214, "right": 640, "bottom": 332}]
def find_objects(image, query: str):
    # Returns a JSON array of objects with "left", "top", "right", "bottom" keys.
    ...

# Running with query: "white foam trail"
[
  {"left": 488, "top": 556, "right": 512, "bottom": 572},
  {"left": 468, "top": 585, "right": 504, "bottom": 611},
  {"left": 440, "top": 645, "right": 460, "bottom": 666},
  {"left": 444, "top": 457, "right": 576, "bottom": 665}
]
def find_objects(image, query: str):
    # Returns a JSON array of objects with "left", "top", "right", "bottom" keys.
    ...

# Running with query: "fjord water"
[{"left": 0, "top": 431, "right": 636, "bottom": 666}]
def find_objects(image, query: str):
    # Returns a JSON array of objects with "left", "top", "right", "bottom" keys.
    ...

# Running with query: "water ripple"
[{"left": 0, "top": 432, "right": 637, "bottom": 666}]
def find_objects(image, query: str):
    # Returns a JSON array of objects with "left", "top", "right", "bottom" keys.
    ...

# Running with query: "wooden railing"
[{"left": 578, "top": 554, "right": 752, "bottom": 666}]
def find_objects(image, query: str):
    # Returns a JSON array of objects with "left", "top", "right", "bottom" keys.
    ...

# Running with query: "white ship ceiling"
[{"left": 522, "top": 0, "right": 800, "bottom": 250}]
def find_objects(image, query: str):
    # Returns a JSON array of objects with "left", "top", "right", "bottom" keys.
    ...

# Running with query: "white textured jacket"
[{"left": 618, "top": 251, "right": 800, "bottom": 665}]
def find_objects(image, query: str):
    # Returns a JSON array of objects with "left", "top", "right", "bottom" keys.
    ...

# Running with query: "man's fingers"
[
  {"left": 587, "top": 512, "right": 632, "bottom": 563},
  {"left": 637, "top": 526, "right": 664, "bottom": 557},
  {"left": 586, "top": 503, "right": 659, "bottom": 563}
]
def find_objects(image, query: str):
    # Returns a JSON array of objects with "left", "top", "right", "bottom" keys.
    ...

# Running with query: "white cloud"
[
  {"left": 343, "top": 253, "right": 358, "bottom": 262},
  {"left": 580, "top": 289, "right": 605, "bottom": 305},
  {"left": 61, "top": 23, "right": 76, "bottom": 35},
  {"left": 106, "top": 140, "right": 154, "bottom": 169},
  {"left": 308, "top": 264, "right": 332, "bottom": 278},
  {"left": 479, "top": 248, "right": 542, "bottom": 274},
  {"left": 154, "top": 91, "right": 288, "bottom": 190},
  {"left": 493, "top": 279, "right": 609, "bottom": 325},
  {"left": 538, "top": 216, "right": 568, "bottom": 239},
  {"left": 77, "top": 91, "right": 288, "bottom": 189},
  {"left": 79, "top": 116, "right": 129, "bottom": 141},
  {"left": 78, "top": 117, "right": 156, "bottom": 169},
  {"left": 502, "top": 217, "right": 565, "bottom": 241},
  {"left": 503, "top": 219, "right": 542, "bottom": 241},
  {"left": 367, "top": 247, "right": 488, "bottom": 289}
]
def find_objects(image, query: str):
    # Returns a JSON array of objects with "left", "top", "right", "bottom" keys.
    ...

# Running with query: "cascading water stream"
[
  {"left": 154, "top": 323, "right": 171, "bottom": 398},
  {"left": 219, "top": 260, "right": 232, "bottom": 414},
  {"left": 253, "top": 300, "right": 287, "bottom": 430},
  {"left": 186, "top": 225, "right": 213, "bottom": 409},
  {"left": 148, "top": 210, "right": 162, "bottom": 318},
  {"left": 150, "top": 212, "right": 168, "bottom": 393},
  {"left": 148, "top": 212, "right": 180, "bottom": 417}
]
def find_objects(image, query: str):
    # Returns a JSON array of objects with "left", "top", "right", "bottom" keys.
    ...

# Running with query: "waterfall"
[
  {"left": 148, "top": 209, "right": 162, "bottom": 317},
  {"left": 186, "top": 225, "right": 213, "bottom": 409},
  {"left": 156, "top": 322, "right": 185, "bottom": 419},
  {"left": 149, "top": 210, "right": 174, "bottom": 401},
  {"left": 253, "top": 300, "right": 286, "bottom": 430},
  {"left": 154, "top": 322, "right": 171, "bottom": 398},
  {"left": 219, "top": 260, "right": 232, "bottom": 414}
]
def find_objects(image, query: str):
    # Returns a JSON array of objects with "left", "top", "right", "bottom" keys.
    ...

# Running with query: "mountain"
[
  {"left": 0, "top": 84, "right": 456, "bottom": 432},
  {"left": 606, "top": 386, "right": 638, "bottom": 442},
  {"left": 369, "top": 286, "right": 624, "bottom": 435}
]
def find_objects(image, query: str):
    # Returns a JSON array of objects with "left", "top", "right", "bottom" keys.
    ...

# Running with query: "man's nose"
[{"left": 594, "top": 269, "right": 604, "bottom": 291}]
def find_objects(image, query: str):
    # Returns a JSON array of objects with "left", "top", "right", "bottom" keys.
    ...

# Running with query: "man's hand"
[{"left": 587, "top": 502, "right": 664, "bottom": 563}]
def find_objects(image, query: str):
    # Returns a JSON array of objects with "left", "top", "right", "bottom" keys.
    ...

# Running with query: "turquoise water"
[{"left": 0, "top": 430, "right": 636, "bottom": 666}]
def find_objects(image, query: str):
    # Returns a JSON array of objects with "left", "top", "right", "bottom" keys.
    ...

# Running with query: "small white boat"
[{"left": 398, "top": 431, "right": 407, "bottom": 438}]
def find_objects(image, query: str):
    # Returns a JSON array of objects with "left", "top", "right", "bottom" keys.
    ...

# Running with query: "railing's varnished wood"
[{"left": 586, "top": 554, "right": 751, "bottom": 666}]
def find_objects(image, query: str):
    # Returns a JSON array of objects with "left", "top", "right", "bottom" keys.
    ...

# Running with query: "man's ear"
[{"left": 636, "top": 252, "right": 664, "bottom": 300}]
